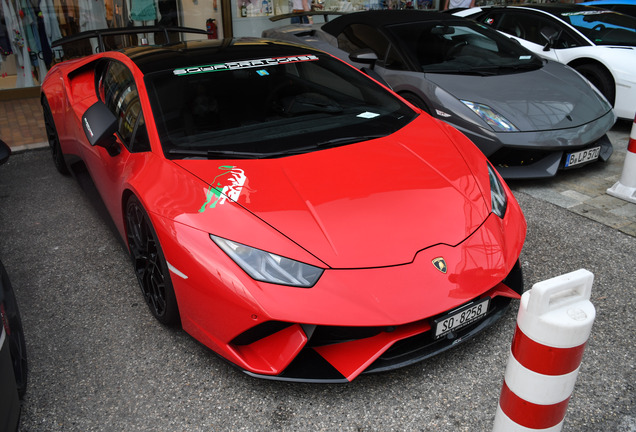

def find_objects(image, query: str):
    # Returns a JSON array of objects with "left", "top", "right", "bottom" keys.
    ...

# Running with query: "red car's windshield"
[{"left": 144, "top": 53, "right": 416, "bottom": 159}]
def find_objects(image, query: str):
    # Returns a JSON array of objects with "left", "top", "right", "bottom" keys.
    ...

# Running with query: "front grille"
[
  {"left": 307, "top": 326, "right": 385, "bottom": 347},
  {"left": 364, "top": 260, "right": 523, "bottom": 374},
  {"left": 238, "top": 261, "right": 523, "bottom": 382},
  {"left": 231, "top": 321, "right": 292, "bottom": 345},
  {"left": 489, "top": 147, "right": 552, "bottom": 167}
]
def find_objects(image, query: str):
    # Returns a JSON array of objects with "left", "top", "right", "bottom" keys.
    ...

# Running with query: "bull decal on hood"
[{"left": 199, "top": 165, "right": 247, "bottom": 213}]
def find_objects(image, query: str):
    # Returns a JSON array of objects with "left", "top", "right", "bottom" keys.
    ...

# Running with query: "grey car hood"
[{"left": 424, "top": 60, "right": 612, "bottom": 132}]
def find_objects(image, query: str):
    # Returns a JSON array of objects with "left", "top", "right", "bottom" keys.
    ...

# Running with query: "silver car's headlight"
[
  {"left": 210, "top": 235, "right": 323, "bottom": 287},
  {"left": 461, "top": 100, "right": 518, "bottom": 132},
  {"left": 488, "top": 164, "right": 507, "bottom": 218}
]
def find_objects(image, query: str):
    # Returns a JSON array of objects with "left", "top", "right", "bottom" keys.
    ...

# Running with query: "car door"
[{"left": 80, "top": 59, "right": 152, "bottom": 230}]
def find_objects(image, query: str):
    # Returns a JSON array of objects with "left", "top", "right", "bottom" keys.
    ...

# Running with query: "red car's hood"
[{"left": 176, "top": 121, "right": 490, "bottom": 268}]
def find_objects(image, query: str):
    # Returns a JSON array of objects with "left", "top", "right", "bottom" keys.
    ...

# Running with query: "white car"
[{"left": 456, "top": 4, "right": 636, "bottom": 120}]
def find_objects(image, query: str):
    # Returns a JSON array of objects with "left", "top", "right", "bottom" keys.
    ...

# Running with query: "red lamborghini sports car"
[{"left": 41, "top": 32, "right": 526, "bottom": 382}]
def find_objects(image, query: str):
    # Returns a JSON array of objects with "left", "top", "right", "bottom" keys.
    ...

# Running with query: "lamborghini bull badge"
[{"left": 432, "top": 257, "right": 447, "bottom": 274}]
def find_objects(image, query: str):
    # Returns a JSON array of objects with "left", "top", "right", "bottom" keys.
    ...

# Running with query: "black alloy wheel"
[
  {"left": 0, "top": 261, "right": 27, "bottom": 398},
  {"left": 42, "top": 97, "right": 70, "bottom": 175},
  {"left": 125, "top": 195, "right": 180, "bottom": 326}
]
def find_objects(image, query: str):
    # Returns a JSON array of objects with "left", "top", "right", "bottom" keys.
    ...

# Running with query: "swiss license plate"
[
  {"left": 565, "top": 146, "right": 601, "bottom": 168},
  {"left": 433, "top": 298, "right": 490, "bottom": 339}
]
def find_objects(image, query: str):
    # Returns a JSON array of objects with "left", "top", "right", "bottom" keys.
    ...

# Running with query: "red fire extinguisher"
[{"left": 206, "top": 19, "right": 218, "bottom": 39}]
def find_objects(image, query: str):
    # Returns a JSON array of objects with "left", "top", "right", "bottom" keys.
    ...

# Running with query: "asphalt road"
[{"left": 0, "top": 134, "right": 634, "bottom": 431}]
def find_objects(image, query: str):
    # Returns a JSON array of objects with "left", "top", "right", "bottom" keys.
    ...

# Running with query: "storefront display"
[
  {"left": 0, "top": 0, "right": 439, "bottom": 90},
  {"left": 231, "top": 0, "right": 439, "bottom": 38},
  {"left": 0, "top": 0, "right": 223, "bottom": 89}
]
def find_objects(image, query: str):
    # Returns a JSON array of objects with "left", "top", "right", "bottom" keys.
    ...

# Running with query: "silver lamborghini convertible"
[{"left": 263, "top": 10, "right": 616, "bottom": 179}]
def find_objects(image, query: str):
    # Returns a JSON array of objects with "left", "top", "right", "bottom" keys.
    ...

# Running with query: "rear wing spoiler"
[
  {"left": 52, "top": 26, "right": 210, "bottom": 60},
  {"left": 268, "top": 11, "right": 346, "bottom": 22}
]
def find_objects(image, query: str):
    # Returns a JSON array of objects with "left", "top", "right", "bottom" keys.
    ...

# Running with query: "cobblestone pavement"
[{"left": 0, "top": 97, "right": 47, "bottom": 149}]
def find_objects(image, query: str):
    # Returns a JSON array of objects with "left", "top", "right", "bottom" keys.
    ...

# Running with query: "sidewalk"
[
  {"left": 0, "top": 97, "right": 48, "bottom": 152},
  {"left": 509, "top": 120, "right": 636, "bottom": 238}
]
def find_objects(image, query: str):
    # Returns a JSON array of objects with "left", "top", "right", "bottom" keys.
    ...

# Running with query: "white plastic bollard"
[
  {"left": 607, "top": 114, "right": 636, "bottom": 203},
  {"left": 493, "top": 269, "right": 596, "bottom": 432}
]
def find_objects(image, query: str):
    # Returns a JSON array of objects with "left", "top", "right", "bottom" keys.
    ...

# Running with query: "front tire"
[{"left": 125, "top": 195, "right": 180, "bottom": 326}]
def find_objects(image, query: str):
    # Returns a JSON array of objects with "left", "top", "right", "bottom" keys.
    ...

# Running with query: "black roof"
[
  {"left": 120, "top": 38, "right": 326, "bottom": 75},
  {"left": 321, "top": 10, "right": 464, "bottom": 36}
]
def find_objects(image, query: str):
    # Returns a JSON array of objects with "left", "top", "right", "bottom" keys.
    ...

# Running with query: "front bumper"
[
  {"left": 489, "top": 134, "right": 613, "bottom": 180},
  {"left": 241, "top": 261, "right": 523, "bottom": 383},
  {"left": 458, "top": 110, "right": 616, "bottom": 179},
  {"left": 170, "top": 186, "right": 526, "bottom": 383},
  {"left": 211, "top": 206, "right": 526, "bottom": 382}
]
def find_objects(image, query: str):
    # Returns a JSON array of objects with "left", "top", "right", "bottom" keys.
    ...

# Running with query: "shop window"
[{"left": 0, "top": 0, "right": 209, "bottom": 90}]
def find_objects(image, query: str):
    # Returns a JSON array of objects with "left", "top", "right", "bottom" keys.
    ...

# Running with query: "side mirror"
[
  {"left": 0, "top": 139, "right": 10, "bottom": 165},
  {"left": 540, "top": 27, "right": 559, "bottom": 52},
  {"left": 82, "top": 101, "right": 118, "bottom": 148},
  {"left": 349, "top": 49, "right": 378, "bottom": 68}
]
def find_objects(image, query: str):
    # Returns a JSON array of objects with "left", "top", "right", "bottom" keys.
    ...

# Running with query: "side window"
[
  {"left": 488, "top": 12, "right": 528, "bottom": 39},
  {"left": 481, "top": 12, "right": 506, "bottom": 31},
  {"left": 384, "top": 44, "right": 407, "bottom": 70},
  {"left": 501, "top": 12, "right": 555, "bottom": 46},
  {"left": 337, "top": 24, "right": 390, "bottom": 58},
  {"left": 336, "top": 24, "right": 407, "bottom": 70},
  {"left": 552, "top": 29, "right": 580, "bottom": 49},
  {"left": 482, "top": 11, "right": 579, "bottom": 49},
  {"left": 98, "top": 61, "right": 150, "bottom": 152}
]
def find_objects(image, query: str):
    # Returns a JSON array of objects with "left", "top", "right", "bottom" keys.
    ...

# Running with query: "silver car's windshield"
[
  {"left": 388, "top": 21, "right": 543, "bottom": 74},
  {"left": 145, "top": 52, "right": 415, "bottom": 159},
  {"left": 558, "top": 10, "right": 636, "bottom": 46}
]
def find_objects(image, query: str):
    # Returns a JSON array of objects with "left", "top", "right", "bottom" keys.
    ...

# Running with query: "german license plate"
[
  {"left": 565, "top": 146, "right": 601, "bottom": 167},
  {"left": 433, "top": 298, "right": 490, "bottom": 339}
]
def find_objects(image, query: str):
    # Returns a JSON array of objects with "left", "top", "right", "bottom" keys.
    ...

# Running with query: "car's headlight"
[
  {"left": 210, "top": 235, "right": 323, "bottom": 287},
  {"left": 461, "top": 100, "right": 518, "bottom": 132},
  {"left": 488, "top": 163, "right": 507, "bottom": 218}
]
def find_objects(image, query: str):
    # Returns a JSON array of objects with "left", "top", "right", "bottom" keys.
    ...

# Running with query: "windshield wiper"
[
  {"left": 167, "top": 135, "right": 387, "bottom": 160},
  {"left": 470, "top": 63, "right": 541, "bottom": 75},
  {"left": 262, "top": 135, "right": 386, "bottom": 157},
  {"left": 316, "top": 135, "right": 385, "bottom": 147},
  {"left": 425, "top": 68, "right": 498, "bottom": 76},
  {"left": 168, "top": 148, "right": 266, "bottom": 159}
]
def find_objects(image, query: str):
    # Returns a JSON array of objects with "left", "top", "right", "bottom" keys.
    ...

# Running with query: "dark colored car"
[{"left": 0, "top": 140, "right": 28, "bottom": 432}]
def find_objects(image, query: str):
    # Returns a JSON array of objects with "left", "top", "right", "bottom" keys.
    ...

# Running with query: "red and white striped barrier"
[
  {"left": 493, "top": 269, "right": 596, "bottom": 432},
  {"left": 607, "top": 114, "right": 636, "bottom": 203}
]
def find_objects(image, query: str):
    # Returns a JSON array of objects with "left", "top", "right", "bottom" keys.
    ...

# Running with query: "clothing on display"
[{"left": 129, "top": 0, "right": 156, "bottom": 21}]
